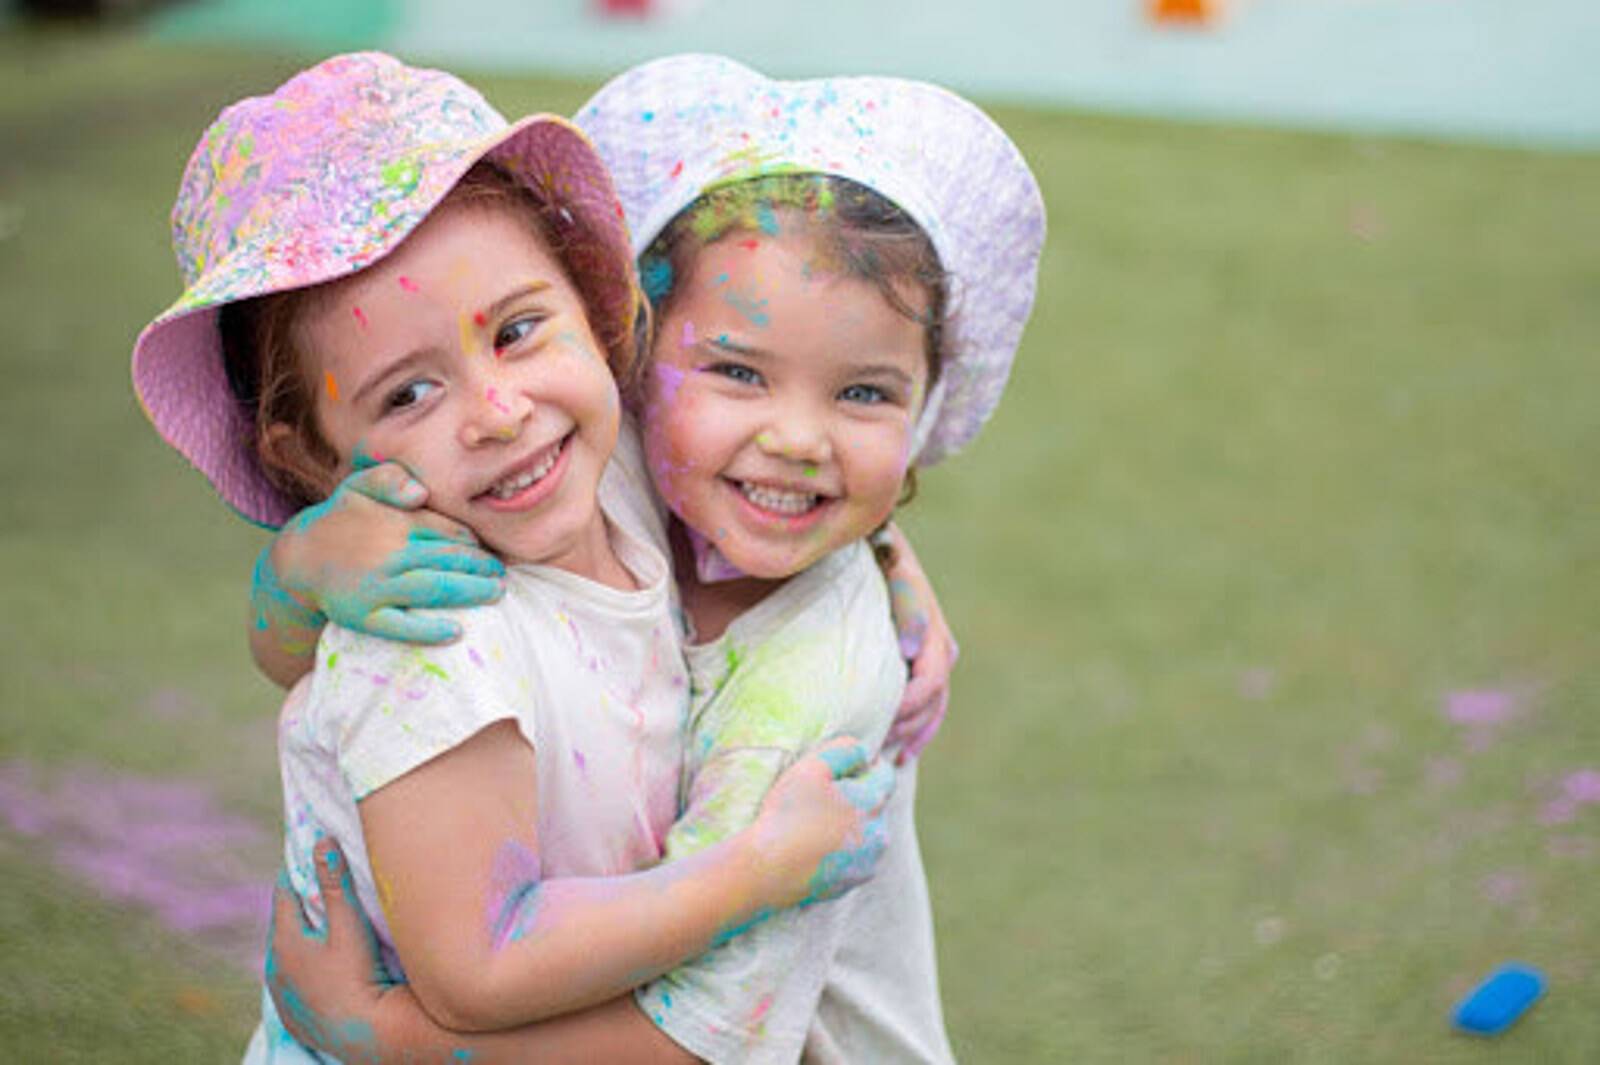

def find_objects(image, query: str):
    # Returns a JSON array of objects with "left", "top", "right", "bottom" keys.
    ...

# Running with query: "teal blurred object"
[{"left": 149, "top": 0, "right": 1600, "bottom": 150}]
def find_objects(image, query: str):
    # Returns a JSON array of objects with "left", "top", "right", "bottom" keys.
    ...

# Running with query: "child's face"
[
  {"left": 643, "top": 224, "right": 928, "bottom": 579},
  {"left": 300, "top": 203, "right": 620, "bottom": 570}
]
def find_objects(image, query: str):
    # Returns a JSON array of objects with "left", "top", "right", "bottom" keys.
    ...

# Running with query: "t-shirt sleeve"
[{"left": 307, "top": 608, "right": 533, "bottom": 802}]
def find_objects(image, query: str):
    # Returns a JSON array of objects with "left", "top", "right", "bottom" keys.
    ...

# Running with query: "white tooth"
[
  {"left": 489, "top": 444, "right": 561, "bottom": 498},
  {"left": 740, "top": 482, "right": 817, "bottom": 515}
]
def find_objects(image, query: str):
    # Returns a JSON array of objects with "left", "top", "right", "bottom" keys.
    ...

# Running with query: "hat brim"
[{"left": 132, "top": 113, "right": 637, "bottom": 529}]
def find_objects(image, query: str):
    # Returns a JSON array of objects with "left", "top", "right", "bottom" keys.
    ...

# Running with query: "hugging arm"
[
  {"left": 357, "top": 720, "right": 888, "bottom": 1033},
  {"left": 878, "top": 523, "right": 958, "bottom": 760},
  {"left": 248, "top": 462, "right": 505, "bottom": 689},
  {"left": 269, "top": 839, "right": 697, "bottom": 1064}
]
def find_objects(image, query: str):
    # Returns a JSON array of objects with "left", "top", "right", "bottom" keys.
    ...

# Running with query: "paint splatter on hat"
[
  {"left": 132, "top": 52, "right": 638, "bottom": 527},
  {"left": 577, "top": 53, "right": 1046, "bottom": 465}
]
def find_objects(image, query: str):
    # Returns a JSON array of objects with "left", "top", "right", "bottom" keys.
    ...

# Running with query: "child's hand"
[
  {"left": 879, "top": 525, "right": 959, "bottom": 763},
  {"left": 749, "top": 737, "right": 895, "bottom": 911},
  {"left": 265, "top": 838, "right": 391, "bottom": 1057},
  {"left": 258, "top": 462, "right": 506, "bottom": 646}
]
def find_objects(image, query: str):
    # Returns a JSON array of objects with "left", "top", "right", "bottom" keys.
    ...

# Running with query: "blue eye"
[
  {"left": 709, "top": 362, "right": 763, "bottom": 386},
  {"left": 495, "top": 315, "right": 543, "bottom": 352},
  {"left": 385, "top": 379, "right": 438, "bottom": 412},
  {"left": 839, "top": 383, "right": 889, "bottom": 405}
]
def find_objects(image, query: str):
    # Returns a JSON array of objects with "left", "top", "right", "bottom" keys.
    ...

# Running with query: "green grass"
[{"left": 2, "top": 26, "right": 1597, "bottom": 1062}]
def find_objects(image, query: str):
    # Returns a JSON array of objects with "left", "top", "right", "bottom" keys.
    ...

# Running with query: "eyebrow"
[{"left": 481, "top": 279, "right": 553, "bottom": 330}]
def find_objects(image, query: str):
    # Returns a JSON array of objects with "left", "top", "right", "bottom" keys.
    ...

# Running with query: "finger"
[
  {"left": 312, "top": 839, "right": 359, "bottom": 949},
  {"left": 813, "top": 737, "right": 870, "bottom": 780},
  {"left": 314, "top": 838, "right": 389, "bottom": 986},
  {"left": 403, "top": 511, "right": 479, "bottom": 545},
  {"left": 887, "top": 577, "right": 928, "bottom": 661},
  {"left": 380, "top": 571, "right": 505, "bottom": 611},
  {"left": 361, "top": 606, "right": 464, "bottom": 645},
  {"left": 378, "top": 543, "right": 505, "bottom": 579},
  {"left": 341, "top": 462, "right": 427, "bottom": 509},
  {"left": 899, "top": 693, "right": 949, "bottom": 763},
  {"left": 837, "top": 760, "right": 896, "bottom": 814}
]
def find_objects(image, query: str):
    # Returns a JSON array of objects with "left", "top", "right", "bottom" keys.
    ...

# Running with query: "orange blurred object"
[{"left": 1148, "top": 0, "right": 1224, "bottom": 26}]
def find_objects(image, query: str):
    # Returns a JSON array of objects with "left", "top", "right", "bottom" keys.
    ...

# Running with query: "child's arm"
[
  {"left": 249, "top": 462, "right": 505, "bottom": 688},
  {"left": 267, "top": 839, "right": 699, "bottom": 1063},
  {"left": 360, "top": 720, "right": 891, "bottom": 1033},
  {"left": 878, "top": 523, "right": 958, "bottom": 761}
]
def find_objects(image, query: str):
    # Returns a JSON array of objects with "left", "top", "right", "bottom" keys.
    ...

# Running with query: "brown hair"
[{"left": 218, "top": 161, "right": 637, "bottom": 510}]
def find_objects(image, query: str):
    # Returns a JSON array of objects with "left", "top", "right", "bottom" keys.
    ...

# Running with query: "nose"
[
  {"left": 756, "top": 398, "right": 834, "bottom": 466},
  {"left": 459, "top": 383, "right": 533, "bottom": 448}
]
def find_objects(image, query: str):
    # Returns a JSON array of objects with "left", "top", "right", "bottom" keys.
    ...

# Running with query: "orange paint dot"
[{"left": 324, "top": 371, "right": 339, "bottom": 402}]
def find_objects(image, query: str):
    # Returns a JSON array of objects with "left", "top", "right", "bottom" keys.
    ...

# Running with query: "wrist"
[{"left": 252, "top": 544, "right": 326, "bottom": 635}]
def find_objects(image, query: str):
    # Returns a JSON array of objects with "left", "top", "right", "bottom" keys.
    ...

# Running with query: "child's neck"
[
  {"left": 514, "top": 513, "right": 637, "bottom": 592},
  {"left": 669, "top": 521, "right": 781, "bottom": 643}
]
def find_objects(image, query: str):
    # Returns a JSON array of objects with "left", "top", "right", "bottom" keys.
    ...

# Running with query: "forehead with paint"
[{"left": 637, "top": 174, "right": 947, "bottom": 391}]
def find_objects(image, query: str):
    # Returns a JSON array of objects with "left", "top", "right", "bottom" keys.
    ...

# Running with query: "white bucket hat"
[{"left": 577, "top": 53, "right": 1046, "bottom": 465}]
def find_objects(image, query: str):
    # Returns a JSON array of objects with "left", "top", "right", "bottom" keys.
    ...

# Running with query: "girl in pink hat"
[
  {"left": 134, "top": 53, "right": 906, "bottom": 1064},
  {"left": 258, "top": 54, "right": 1044, "bottom": 1063}
]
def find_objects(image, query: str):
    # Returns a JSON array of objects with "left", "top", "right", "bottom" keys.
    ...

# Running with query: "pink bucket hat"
[
  {"left": 576, "top": 53, "right": 1046, "bottom": 466},
  {"left": 132, "top": 51, "right": 638, "bottom": 528}
]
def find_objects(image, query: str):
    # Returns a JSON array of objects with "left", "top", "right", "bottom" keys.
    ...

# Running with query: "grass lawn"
[{"left": 1, "top": 25, "right": 1596, "bottom": 1062}]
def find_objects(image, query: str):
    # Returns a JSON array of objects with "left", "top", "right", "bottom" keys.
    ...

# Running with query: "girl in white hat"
[
  {"left": 134, "top": 53, "right": 899, "bottom": 1064},
  {"left": 256, "top": 53, "right": 1043, "bottom": 1063}
]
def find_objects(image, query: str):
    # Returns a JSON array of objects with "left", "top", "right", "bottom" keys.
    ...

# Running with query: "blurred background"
[{"left": 2, "top": 0, "right": 1596, "bottom": 1060}]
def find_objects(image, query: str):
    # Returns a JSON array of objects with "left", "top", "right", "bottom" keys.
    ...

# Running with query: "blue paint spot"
[{"left": 641, "top": 256, "right": 674, "bottom": 302}]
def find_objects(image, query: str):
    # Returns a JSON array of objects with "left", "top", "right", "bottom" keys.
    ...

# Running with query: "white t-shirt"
[
  {"left": 636, "top": 542, "right": 956, "bottom": 1064},
  {"left": 245, "top": 425, "right": 686, "bottom": 1063}
]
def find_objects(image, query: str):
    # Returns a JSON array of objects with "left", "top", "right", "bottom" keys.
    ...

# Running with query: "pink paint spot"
[
  {"left": 1563, "top": 769, "right": 1600, "bottom": 804},
  {"left": 398, "top": 276, "right": 420, "bottom": 293},
  {"left": 738, "top": 238, "right": 760, "bottom": 251},
  {"left": 573, "top": 749, "right": 587, "bottom": 773},
  {"left": 670, "top": 160, "right": 684, "bottom": 179},
  {"left": 748, "top": 991, "right": 775, "bottom": 1027},
  {"left": 486, "top": 387, "right": 510, "bottom": 414},
  {"left": 653, "top": 362, "right": 687, "bottom": 408},
  {"left": 0, "top": 761, "right": 273, "bottom": 970},
  {"left": 352, "top": 306, "right": 369, "bottom": 329},
  {"left": 1445, "top": 689, "right": 1515, "bottom": 725},
  {"left": 473, "top": 311, "right": 488, "bottom": 328},
  {"left": 680, "top": 319, "right": 696, "bottom": 349},
  {"left": 1540, "top": 797, "right": 1579, "bottom": 825}
]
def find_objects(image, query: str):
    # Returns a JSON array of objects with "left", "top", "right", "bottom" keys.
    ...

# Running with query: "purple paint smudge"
[
  {"left": 1445, "top": 690, "right": 1515, "bottom": 725},
  {"left": 0, "top": 761, "right": 274, "bottom": 970}
]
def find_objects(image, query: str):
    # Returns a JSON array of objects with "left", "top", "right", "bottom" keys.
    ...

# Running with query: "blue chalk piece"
[{"left": 1452, "top": 963, "right": 1545, "bottom": 1036}]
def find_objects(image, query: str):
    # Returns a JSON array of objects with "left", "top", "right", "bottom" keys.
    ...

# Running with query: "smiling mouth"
[
  {"left": 481, "top": 434, "right": 568, "bottom": 501},
  {"left": 732, "top": 479, "right": 827, "bottom": 517}
]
